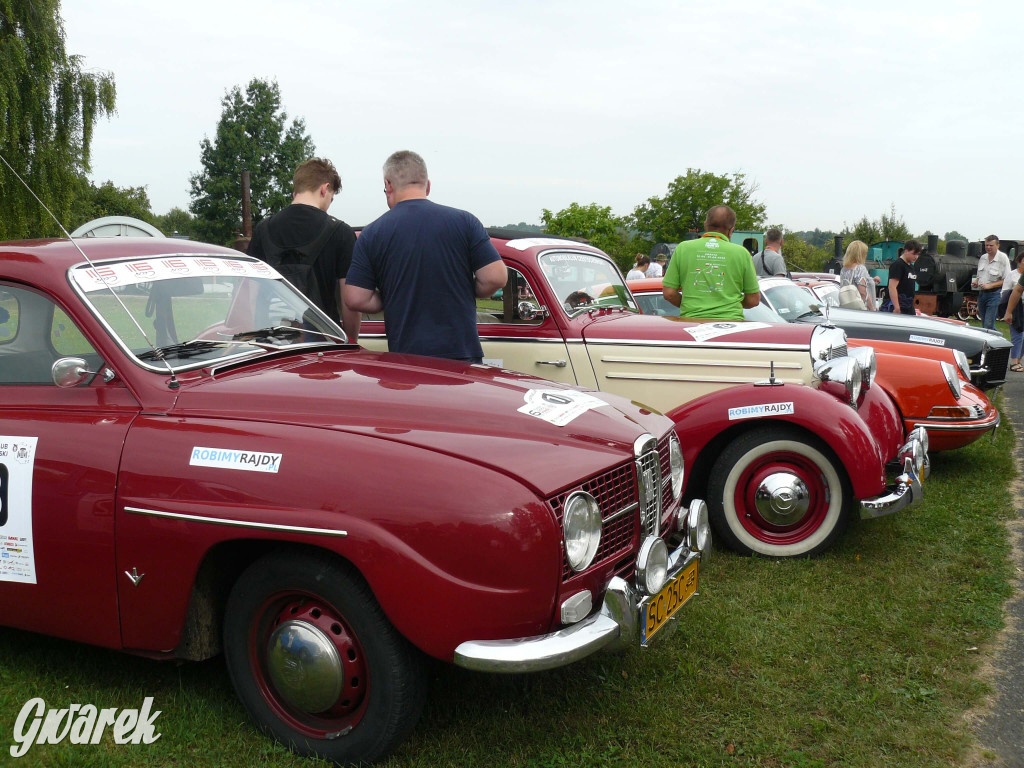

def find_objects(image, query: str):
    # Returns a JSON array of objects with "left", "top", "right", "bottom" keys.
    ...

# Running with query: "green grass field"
[{"left": 0, "top": 399, "right": 1016, "bottom": 767}]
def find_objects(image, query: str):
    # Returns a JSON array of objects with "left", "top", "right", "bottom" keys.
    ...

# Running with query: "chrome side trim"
[
  {"left": 123, "top": 506, "right": 348, "bottom": 537},
  {"left": 599, "top": 356, "right": 804, "bottom": 370},
  {"left": 604, "top": 373, "right": 803, "bottom": 384},
  {"left": 910, "top": 413, "right": 1000, "bottom": 432},
  {"left": 586, "top": 338, "right": 811, "bottom": 351}
]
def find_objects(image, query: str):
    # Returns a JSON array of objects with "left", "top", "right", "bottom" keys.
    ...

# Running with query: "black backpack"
[{"left": 261, "top": 216, "right": 339, "bottom": 308}]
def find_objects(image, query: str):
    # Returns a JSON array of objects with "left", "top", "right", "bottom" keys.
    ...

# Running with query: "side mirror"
[
  {"left": 517, "top": 301, "right": 547, "bottom": 321},
  {"left": 51, "top": 357, "right": 114, "bottom": 388}
]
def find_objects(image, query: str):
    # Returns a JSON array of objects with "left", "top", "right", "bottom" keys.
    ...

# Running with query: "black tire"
[
  {"left": 707, "top": 426, "right": 852, "bottom": 557},
  {"left": 223, "top": 550, "right": 427, "bottom": 765}
]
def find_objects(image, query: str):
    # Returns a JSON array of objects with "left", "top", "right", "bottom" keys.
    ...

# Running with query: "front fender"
[
  {"left": 666, "top": 383, "right": 889, "bottom": 502},
  {"left": 116, "top": 417, "right": 563, "bottom": 661}
]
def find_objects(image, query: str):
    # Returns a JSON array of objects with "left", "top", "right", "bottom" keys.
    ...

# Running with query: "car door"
[
  {"left": 0, "top": 283, "right": 140, "bottom": 648},
  {"left": 475, "top": 267, "right": 581, "bottom": 386}
]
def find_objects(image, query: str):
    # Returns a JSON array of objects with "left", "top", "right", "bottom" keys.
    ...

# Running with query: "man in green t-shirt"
[{"left": 662, "top": 205, "right": 760, "bottom": 321}]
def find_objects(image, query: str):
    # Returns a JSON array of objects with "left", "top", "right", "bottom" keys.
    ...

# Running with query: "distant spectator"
[
  {"left": 626, "top": 254, "right": 649, "bottom": 281},
  {"left": 645, "top": 254, "right": 663, "bottom": 278},
  {"left": 999, "top": 253, "right": 1023, "bottom": 371},
  {"left": 839, "top": 240, "right": 876, "bottom": 311},
  {"left": 976, "top": 234, "right": 1011, "bottom": 330},
  {"left": 753, "top": 228, "right": 787, "bottom": 277},
  {"left": 662, "top": 205, "right": 759, "bottom": 321},
  {"left": 882, "top": 239, "right": 922, "bottom": 314}
]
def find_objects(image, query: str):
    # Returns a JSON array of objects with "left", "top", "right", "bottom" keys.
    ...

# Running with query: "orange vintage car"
[{"left": 629, "top": 278, "right": 999, "bottom": 452}]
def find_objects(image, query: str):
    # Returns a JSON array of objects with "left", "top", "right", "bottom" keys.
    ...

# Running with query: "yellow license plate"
[{"left": 640, "top": 560, "right": 699, "bottom": 646}]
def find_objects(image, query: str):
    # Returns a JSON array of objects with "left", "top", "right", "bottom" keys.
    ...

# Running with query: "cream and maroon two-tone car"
[{"left": 358, "top": 233, "right": 928, "bottom": 559}]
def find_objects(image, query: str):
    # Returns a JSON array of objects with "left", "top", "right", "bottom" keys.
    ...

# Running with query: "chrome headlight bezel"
[
  {"left": 847, "top": 347, "right": 876, "bottom": 388},
  {"left": 562, "top": 491, "right": 602, "bottom": 572},
  {"left": 809, "top": 325, "right": 848, "bottom": 362},
  {"left": 686, "top": 499, "right": 711, "bottom": 554},
  {"left": 813, "top": 356, "right": 862, "bottom": 407},
  {"left": 668, "top": 431, "right": 684, "bottom": 501},
  {"left": 636, "top": 536, "right": 669, "bottom": 596},
  {"left": 952, "top": 349, "right": 970, "bottom": 381},
  {"left": 940, "top": 361, "right": 962, "bottom": 399}
]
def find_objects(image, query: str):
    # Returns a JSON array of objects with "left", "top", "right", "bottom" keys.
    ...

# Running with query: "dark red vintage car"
[
  {"left": 358, "top": 233, "right": 929, "bottom": 560},
  {"left": 0, "top": 238, "right": 708, "bottom": 765}
]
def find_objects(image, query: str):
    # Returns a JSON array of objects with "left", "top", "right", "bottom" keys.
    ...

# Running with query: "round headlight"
[
  {"left": 848, "top": 347, "right": 876, "bottom": 388},
  {"left": 952, "top": 349, "right": 970, "bottom": 381},
  {"left": 636, "top": 536, "right": 669, "bottom": 595},
  {"left": 686, "top": 499, "right": 711, "bottom": 554},
  {"left": 668, "top": 431, "right": 684, "bottom": 501},
  {"left": 941, "top": 361, "right": 962, "bottom": 399},
  {"left": 562, "top": 492, "right": 601, "bottom": 572},
  {"left": 814, "top": 357, "right": 862, "bottom": 407}
]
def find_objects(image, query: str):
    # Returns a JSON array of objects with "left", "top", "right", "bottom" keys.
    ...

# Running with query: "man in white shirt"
[{"left": 977, "top": 235, "right": 1011, "bottom": 329}]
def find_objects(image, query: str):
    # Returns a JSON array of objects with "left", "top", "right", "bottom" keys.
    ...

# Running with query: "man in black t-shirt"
[
  {"left": 248, "top": 158, "right": 360, "bottom": 341},
  {"left": 884, "top": 239, "right": 923, "bottom": 313}
]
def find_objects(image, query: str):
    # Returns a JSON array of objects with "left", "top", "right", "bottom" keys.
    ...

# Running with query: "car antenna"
[{"left": 0, "top": 152, "right": 180, "bottom": 389}]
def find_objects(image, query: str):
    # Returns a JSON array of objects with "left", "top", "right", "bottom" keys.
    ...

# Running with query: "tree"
[
  {"left": 782, "top": 234, "right": 831, "bottom": 272},
  {"left": 844, "top": 204, "right": 913, "bottom": 250},
  {"left": 154, "top": 207, "right": 198, "bottom": 239},
  {"left": 628, "top": 169, "right": 767, "bottom": 244},
  {"left": 0, "top": 0, "right": 116, "bottom": 239},
  {"left": 944, "top": 230, "right": 967, "bottom": 244},
  {"left": 189, "top": 79, "right": 314, "bottom": 245},
  {"left": 67, "top": 178, "right": 154, "bottom": 230},
  {"left": 541, "top": 202, "right": 635, "bottom": 271}
]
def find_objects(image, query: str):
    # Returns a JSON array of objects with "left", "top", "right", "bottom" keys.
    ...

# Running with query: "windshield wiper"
[
  {"left": 229, "top": 326, "right": 347, "bottom": 344},
  {"left": 137, "top": 339, "right": 232, "bottom": 361}
]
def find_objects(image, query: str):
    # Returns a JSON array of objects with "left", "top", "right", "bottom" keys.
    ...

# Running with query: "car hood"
[
  {"left": 577, "top": 310, "right": 816, "bottom": 347},
  {"left": 794, "top": 308, "right": 1011, "bottom": 351},
  {"left": 168, "top": 348, "right": 670, "bottom": 497}
]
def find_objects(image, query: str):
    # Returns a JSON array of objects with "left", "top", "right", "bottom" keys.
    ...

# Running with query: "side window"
[
  {"left": 475, "top": 268, "right": 543, "bottom": 325},
  {"left": 0, "top": 285, "right": 99, "bottom": 385}
]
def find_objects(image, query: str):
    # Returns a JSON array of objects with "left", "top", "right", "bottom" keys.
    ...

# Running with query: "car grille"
[
  {"left": 980, "top": 344, "right": 1009, "bottom": 386},
  {"left": 827, "top": 343, "right": 848, "bottom": 360},
  {"left": 549, "top": 437, "right": 670, "bottom": 581}
]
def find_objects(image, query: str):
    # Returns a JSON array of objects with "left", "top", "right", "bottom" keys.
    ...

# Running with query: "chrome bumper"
[
  {"left": 859, "top": 426, "right": 928, "bottom": 519},
  {"left": 453, "top": 542, "right": 702, "bottom": 674}
]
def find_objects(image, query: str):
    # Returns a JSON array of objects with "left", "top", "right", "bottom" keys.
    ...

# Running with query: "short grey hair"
[
  {"left": 383, "top": 150, "right": 429, "bottom": 188},
  {"left": 765, "top": 227, "right": 783, "bottom": 245}
]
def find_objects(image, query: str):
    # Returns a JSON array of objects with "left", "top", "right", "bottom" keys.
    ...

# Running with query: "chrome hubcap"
[
  {"left": 754, "top": 472, "right": 810, "bottom": 526},
  {"left": 267, "top": 620, "right": 344, "bottom": 713}
]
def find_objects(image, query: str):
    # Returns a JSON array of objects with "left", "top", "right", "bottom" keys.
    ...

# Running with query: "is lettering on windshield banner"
[
  {"left": 72, "top": 256, "right": 279, "bottom": 292},
  {"left": 189, "top": 447, "right": 282, "bottom": 473},
  {"left": 728, "top": 402, "right": 795, "bottom": 420}
]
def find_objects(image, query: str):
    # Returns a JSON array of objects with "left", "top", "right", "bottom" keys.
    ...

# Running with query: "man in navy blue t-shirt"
[{"left": 344, "top": 151, "right": 506, "bottom": 363}]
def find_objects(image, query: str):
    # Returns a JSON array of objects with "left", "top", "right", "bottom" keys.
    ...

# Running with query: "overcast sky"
[{"left": 62, "top": 0, "right": 1023, "bottom": 241}]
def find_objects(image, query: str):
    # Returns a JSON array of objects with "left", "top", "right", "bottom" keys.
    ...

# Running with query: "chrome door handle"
[{"left": 537, "top": 360, "right": 567, "bottom": 368}]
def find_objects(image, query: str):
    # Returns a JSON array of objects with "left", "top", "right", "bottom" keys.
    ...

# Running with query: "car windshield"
[
  {"left": 763, "top": 282, "right": 824, "bottom": 321},
  {"left": 70, "top": 254, "right": 346, "bottom": 371},
  {"left": 537, "top": 250, "right": 638, "bottom": 317},
  {"left": 634, "top": 289, "right": 789, "bottom": 324},
  {"left": 633, "top": 291, "right": 677, "bottom": 317},
  {"left": 807, "top": 283, "right": 840, "bottom": 307}
]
